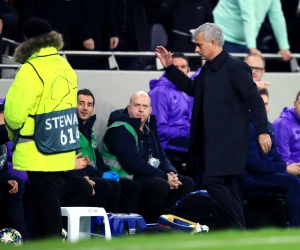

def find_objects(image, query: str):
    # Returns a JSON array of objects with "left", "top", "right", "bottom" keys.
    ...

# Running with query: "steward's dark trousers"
[
  {"left": 27, "top": 171, "right": 62, "bottom": 240},
  {"left": 134, "top": 175, "right": 193, "bottom": 223},
  {"left": 240, "top": 173, "right": 300, "bottom": 227},
  {"left": 0, "top": 179, "right": 27, "bottom": 239},
  {"left": 202, "top": 173, "right": 246, "bottom": 229}
]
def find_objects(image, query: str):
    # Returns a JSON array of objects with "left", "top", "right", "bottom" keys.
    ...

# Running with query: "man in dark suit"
[{"left": 155, "top": 22, "right": 271, "bottom": 229}]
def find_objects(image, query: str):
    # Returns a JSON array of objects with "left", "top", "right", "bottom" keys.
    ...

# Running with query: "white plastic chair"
[{"left": 61, "top": 207, "right": 112, "bottom": 242}]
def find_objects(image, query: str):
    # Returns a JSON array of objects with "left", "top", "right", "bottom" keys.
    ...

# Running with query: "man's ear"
[
  {"left": 211, "top": 39, "right": 217, "bottom": 48},
  {"left": 187, "top": 67, "right": 190, "bottom": 74}
]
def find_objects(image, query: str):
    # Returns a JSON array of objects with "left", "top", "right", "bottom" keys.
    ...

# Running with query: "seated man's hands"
[
  {"left": 7, "top": 180, "right": 18, "bottom": 194},
  {"left": 84, "top": 176, "right": 95, "bottom": 195},
  {"left": 84, "top": 176, "right": 96, "bottom": 187},
  {"left": 102, "top": 171, "right": 120, "bottom": 182},
  {"left": 167, "top": 172, "right": 182, "bottom": 190},
  {"left": 286, "top": 162, "right": 300, "bottom": 175}
]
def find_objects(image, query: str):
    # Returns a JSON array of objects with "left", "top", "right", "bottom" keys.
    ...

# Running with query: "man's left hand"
[{"left": 258, "top": 134, "right": 272, "bottom": 154}]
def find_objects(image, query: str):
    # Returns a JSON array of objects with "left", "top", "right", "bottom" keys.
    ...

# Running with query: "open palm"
[{"left": 155, "top": 46, "right": 173, "bottom": 68}]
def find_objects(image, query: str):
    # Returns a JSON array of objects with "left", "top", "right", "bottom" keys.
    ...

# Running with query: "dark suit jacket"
[{"left": 165, "top": 49, "right": 269, "bottom": 176}]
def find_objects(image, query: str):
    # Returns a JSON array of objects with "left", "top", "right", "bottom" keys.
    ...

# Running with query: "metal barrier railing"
[{"left": 1, "top": 37, "right": 300, "bottom": 72}]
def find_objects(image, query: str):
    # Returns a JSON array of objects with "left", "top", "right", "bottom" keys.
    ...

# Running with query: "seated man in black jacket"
[
  {"left": 75, "top": 89, "right": 141, "bottom": 213},
  {"left": 102, "top": 91, "right": 194, "bottom": 223},
  {"left": 0, "top": 103, "right": 27, "bottom": 239}
]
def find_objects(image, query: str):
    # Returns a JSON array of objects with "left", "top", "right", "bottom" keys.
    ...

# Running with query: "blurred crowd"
[{"left": 0, "top": 0, "right": 300, "bottom": 71}]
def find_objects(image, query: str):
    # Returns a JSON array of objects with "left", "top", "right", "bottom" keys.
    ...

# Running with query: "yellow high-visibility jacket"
[{"left": 4, "top": 31, "right": 78, "bottom": 172}]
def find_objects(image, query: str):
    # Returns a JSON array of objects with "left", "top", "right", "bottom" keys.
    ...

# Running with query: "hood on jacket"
[
  {"left": 108, "top": 108, "right": 141, "bottom": 130},
  {"left": 13, "top": 31, "right": 64, "bottom": 64},
  {"left": 149, "top": 72, "right": 178, "bottom": 90},
  {"left": 107, "top": 108, "right": 160, "bottom": 138},
  {"left": 279, "top": 107, "right": 300, "bottom": 124},
  {"left": 149, "top": 68, "right": 201, "bottom": 90}
]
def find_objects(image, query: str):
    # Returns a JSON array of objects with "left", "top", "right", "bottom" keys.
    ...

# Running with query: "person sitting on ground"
[
  {"left": 148, "top": 53, "right": 200, "bottom": 165},
  {"left": 102, "top": 91, "right": 194, "bottom": 223},
  {"left": 74, "top": 89, "right": 141, "bottom": 213},
  {"left": 239, "top": 88, "right": 300, "bottom": 227},
  {"left": 273, "top": 91, "right": 300, "bottom": 164}
]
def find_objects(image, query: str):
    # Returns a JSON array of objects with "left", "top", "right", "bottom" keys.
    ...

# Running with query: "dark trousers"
[
  {"left": 24, "top": 174, "right": 94, "bottom": 239},
  {"left": 240, "top": 173, "right": 300, "bottom": 227},
  {"left": 202, "top": 173, "right": 246, "bottom": 229},
  {"left": 60, "top": 174, "right": 93, "bottom": 207},
  {"left": 0, "top": 179, "right": 27, "bottom": 239},
  {"left": 89, "top": 177, "right": 121, "bottom": 213},
  {"left": 119, "top": 178, "right": 141, "bottom": 213},
  {"left": 134, "top": 175, "right": 193, "bottom": 223},
  {"left": 27, "top": 171, "right": 62, "bottom": 239},
  {"left": 86, "top": 169, "right": 141, "bottom": 213}
]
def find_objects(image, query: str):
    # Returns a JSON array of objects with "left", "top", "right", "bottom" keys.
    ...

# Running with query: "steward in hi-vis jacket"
[{"left": 4, "top": 18, "right": 80, "bottom": 239}]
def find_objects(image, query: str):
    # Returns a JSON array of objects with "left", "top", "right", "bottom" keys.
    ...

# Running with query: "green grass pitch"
[{"left": 2, "top": 228, "right": 300, "bottom": 249}]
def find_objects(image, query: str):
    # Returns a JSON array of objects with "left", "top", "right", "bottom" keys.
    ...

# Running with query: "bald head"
[
  {"left": 127, "top": 91, "right": 152, "bottom": 129},
  {"left": 129, "top": 91, "right": 151, "bottom": 106}
]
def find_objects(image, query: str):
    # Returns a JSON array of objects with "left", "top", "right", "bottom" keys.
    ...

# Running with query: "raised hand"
[{"left": 155, "top": 46, "right": 173, "bottom": 68}]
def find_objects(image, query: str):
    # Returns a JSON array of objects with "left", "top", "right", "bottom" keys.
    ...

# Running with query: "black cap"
[{"left": 23, "top": 18, "right": 52, "bottom": 39}]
